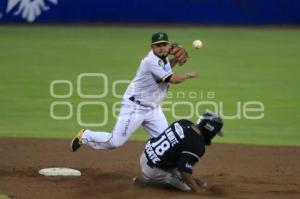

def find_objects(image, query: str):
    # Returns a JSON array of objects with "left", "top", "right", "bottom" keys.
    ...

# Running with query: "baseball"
[{"left": 192, "top": 40, "right": 203, "bottom": 49}]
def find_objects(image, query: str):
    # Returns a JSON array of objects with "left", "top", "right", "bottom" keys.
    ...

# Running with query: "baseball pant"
[
  {"left": 81, "top": 99, "right": 168, "bottom": 149},
  {"left": 139, "top": 152, "right": 191, "bottom": 191}
]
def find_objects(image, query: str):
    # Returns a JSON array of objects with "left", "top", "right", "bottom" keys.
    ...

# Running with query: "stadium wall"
[{"left": 0, "top": 0, "right": 299, "bottom": 24}]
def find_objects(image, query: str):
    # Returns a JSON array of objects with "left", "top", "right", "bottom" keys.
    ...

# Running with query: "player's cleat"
[
  {"left": 133, "top": 176, "right": 148, "bottom": 187},
  {"left": 195, "top": 178, "right": 208, "bottom": 188},
  {"left": 70, "top": 129, "right": 85, "bottom": 152}
]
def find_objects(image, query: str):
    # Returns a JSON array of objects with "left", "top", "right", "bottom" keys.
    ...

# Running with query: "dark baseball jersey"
[{"left": 144, "top": 119, "right": 205, "bottom": 174}]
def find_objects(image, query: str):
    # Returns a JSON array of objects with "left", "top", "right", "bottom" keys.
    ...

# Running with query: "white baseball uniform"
[{"left": 82, "top": 50, "right": 173, "bottom": 149}]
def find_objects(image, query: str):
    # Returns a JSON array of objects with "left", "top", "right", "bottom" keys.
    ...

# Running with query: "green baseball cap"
[{"left": 151, "top": 32, "right": 169, "bottom": 45}]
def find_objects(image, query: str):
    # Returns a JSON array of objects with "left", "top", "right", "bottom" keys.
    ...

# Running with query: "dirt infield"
[{"left": 0, "top": 138, "right": 299, "bottom": 199}]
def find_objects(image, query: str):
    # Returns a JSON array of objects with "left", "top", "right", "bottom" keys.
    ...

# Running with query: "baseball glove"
[{"left": 169, "top": 43, "right": 189, "bottom": 66}]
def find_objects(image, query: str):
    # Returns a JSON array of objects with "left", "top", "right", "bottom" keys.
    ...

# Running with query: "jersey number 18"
[{"left": 151, "top": 135, "right": 170, "bottom": 156}]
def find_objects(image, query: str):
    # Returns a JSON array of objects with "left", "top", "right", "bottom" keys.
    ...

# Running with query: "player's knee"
[{"left": 110, "top": 139, "right": 126, "bottom": 148}]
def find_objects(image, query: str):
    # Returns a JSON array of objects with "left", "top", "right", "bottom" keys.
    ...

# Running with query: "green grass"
[
  {"left": 0, "top": 194, "right": 10, "bottom": 199},
  {"left": 0, "top": 26, "right": 299, "bottom": 146}
]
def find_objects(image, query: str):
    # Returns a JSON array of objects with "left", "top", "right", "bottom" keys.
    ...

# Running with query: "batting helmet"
[{"left": 197, "top": 112, "right": 223, "bottom": 145}]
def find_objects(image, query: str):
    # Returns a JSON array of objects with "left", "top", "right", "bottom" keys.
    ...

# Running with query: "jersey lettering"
[
  {"left": 165, "top": 128, "right": 179, "bottom": 146},
  {"left": 145, "top": 141, "right": 161, "bottom": 163}
]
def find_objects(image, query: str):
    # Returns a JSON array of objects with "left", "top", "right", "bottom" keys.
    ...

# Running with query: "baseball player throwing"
[
  {"left": 133, "top": 112, "right": 224, "bottom": 193},
  {"left": 71, "top": 32, "right": 198, "bottom": 152}
]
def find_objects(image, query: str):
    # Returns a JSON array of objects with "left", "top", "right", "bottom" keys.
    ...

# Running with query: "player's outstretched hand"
[{"left": 185, "top": 71, "right": 199, "bottom": 79}]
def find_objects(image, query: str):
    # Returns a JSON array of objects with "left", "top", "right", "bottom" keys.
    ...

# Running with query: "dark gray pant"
[{"left": 139, "top": 152, "right": 191, "bottom": 191}]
